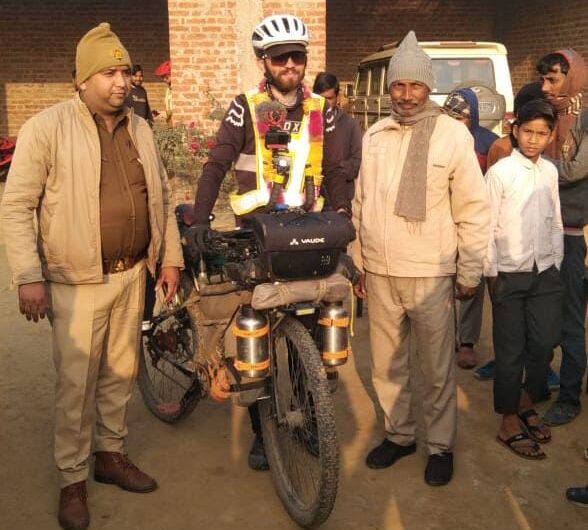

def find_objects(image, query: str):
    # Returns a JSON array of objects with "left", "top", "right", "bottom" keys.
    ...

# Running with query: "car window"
[
  {"left": 356, "top": 68, "right": 369, "bottom": 96},
  {"left": 431, "top": 58, "right": 495, "bottom": 94},
  {"left": 369, "top": 65, "right": 383, "bottom": 96}
]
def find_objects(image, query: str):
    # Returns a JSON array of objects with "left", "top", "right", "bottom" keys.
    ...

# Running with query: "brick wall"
[
  {"left": 0, "top": 0, "right": 170, "bottom": 136},
  {"left": 167, "top": 0, "right": 326, "bottom": 128},
  {"left": 326, "top": 0, "right": 498, "bottom": 83},
  {"left": 500, "top": 0, "right": 588, "bottom": 93},
  {"left": 3, "top": 0, "right": 586, "bottom": 137}
]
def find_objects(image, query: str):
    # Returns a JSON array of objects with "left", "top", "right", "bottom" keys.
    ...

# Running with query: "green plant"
[
  {"left": 153, "top": 91, "right": 235, "bottom": 208},
  {"left": 153, "top": 122, "right": 202, "bottom": 179}
]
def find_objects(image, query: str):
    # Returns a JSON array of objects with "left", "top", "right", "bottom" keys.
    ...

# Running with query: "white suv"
[{"left": 348, "top": 41, "right": 514, "bottom": 135}]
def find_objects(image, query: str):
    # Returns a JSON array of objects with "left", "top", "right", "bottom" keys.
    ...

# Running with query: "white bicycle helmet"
[{"left": 252, "top": 14, "right": 309, "bottom": 57}]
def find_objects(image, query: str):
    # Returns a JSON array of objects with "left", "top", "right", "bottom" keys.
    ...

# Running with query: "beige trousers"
[
  {"left": 366, "top": 273, "right": 457, "bottom": 454},
  {"left": 49, "top": 261, "right": 146, "bottom": 486}
]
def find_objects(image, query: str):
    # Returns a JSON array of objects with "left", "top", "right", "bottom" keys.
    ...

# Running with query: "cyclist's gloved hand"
[
  {"left": 337, "top": 254, "right": 362, "bottom": 286},
  {"left": 185, "top": 223, "right": 210, "bottom": 254},
  {"left": 336, "top": 208, "right": 356, "bottom": 242}
]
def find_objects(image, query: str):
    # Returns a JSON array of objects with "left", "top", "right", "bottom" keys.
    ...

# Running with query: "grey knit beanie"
[{"left": 387, "top": 31, "right": 434, "bottom": 90}]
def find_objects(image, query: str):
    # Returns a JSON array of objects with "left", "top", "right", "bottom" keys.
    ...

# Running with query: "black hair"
[
  {"left": 536, "top": 52, "right": 570, "bottom": 76},
  {"left": 131, "top": 64, "right": 143, "bottom": 75},
  {"left": 313, "top": 72, "right": 339, "bottom": 95},
  {"left": 514, "top": 82, "right": 544, "bottom": 114},
  {"left": 71, "top": 68, "right": 76, "bottom": 79},
  {"left": 515, "top": 99, "right": 556, "bottom": 130}
]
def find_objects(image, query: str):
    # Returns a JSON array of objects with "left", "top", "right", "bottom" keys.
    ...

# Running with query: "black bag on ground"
[{"left": 249, "top": 211, "right": 355, "bottom": 281}]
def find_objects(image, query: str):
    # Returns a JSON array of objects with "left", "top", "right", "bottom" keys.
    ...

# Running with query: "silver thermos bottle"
[
  {"left": 319, "top": 301, "right": 350, "bottom": 366},
  {"left": 232, "top": 305, "right": 270, "bottom": 378}
]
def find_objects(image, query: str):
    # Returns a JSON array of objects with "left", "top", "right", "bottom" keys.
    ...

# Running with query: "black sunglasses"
[{"left": 266, "top": 51, "right": 307, "bottom": 67}]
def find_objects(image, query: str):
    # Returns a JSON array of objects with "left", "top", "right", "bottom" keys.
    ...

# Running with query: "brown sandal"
[
  {"left": 496, "top": 432, "right": 546, "bottom": 460},
  {"left": 518, "top": 409, "right": 552, "bottom": 444}
]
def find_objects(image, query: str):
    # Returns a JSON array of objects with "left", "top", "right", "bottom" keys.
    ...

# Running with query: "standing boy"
[{"left": 485, "top": 99, "right": 564, "bottom": 460}]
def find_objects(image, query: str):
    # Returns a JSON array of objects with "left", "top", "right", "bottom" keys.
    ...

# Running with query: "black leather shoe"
[
  {"left": 425, "top": 452, "right": 454, "bottom": 486},
  {"left": 566, "top": 485, "right": 588, "bottom": 507},
  {"left": 365, "top": 439, "right": 416, "bottom": 469},
  {"left": 248, "top": 434, "right": 269, "bottom": 471}
]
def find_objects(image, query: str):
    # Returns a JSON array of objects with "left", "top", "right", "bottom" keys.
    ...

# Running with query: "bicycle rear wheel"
[
  {"left": 138, "top": 272, "right": 201, "bottom": 423},
  {"left": 259, "top": 316, "right": 339, "bottom": 528}
]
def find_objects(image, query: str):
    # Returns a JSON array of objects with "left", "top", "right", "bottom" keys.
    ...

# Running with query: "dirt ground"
[{"left": 0, "top": 181, "right": 586, "bottom": 530}]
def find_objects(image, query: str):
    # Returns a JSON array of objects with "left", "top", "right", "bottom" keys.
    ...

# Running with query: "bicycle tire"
[
  {"left": 137, "top": 272, "right": 201, "bottom": 423},
  {"left": 259, "top": 316, "right": 339, "bottom": 528}
]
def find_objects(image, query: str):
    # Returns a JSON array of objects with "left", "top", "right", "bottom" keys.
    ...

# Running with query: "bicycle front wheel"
[
  {"left": 138, "top": 272, "right": 201, "bottom": 423},
  {"left": 259, "top": 316, "right": 339, "bottom": 528}
]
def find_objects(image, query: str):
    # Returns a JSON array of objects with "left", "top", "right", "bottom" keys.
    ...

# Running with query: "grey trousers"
[{"left": 457, "top": 277, "right": 485, "bottom": 346}]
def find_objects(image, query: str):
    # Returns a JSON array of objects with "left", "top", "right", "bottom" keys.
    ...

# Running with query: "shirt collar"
[
  {"left": 80, "top": 92, "right": 129, "bottom": 129},
  {"left": 512, "top": 148, "right": 544, "bottom": 170}
]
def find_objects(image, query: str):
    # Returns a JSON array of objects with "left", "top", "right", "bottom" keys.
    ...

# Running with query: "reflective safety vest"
[{"left": 230, "top": 88, "right": 325, "bottom": 215}]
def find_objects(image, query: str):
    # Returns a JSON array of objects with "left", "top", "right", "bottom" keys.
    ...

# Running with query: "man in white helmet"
[{"left": 192, "top": 14, "right": 351, "bottom": 471}]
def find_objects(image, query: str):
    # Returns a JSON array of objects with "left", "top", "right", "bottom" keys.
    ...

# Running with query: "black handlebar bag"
[{"left": 249, "top": 211, "right": 356, "bottom": 281}]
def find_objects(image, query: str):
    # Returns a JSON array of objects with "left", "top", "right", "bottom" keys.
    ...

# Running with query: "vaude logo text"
[{"left": 289, "top": 237, "right": 325, "bottom": 246}]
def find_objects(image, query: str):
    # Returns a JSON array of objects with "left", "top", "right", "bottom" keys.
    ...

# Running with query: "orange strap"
[
  {"left": 319, "top": 316, "right": 349, "bottom": 328},
  {"left": 234, "top": 358, "right": 270, "bottom": 372},
  {"left": 209, "top": 365, "right": 231, "bottom": 402},
  {"left": 322, "top": 347, "right": 351, "bottom": 361},
  {"left": 232, "top": 323, "right": 269, "bottom": 339}
]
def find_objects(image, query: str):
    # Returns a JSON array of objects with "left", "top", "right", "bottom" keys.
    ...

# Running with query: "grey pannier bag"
[{"left": 251, "top": 273, "right": 350, "bottom": 310}]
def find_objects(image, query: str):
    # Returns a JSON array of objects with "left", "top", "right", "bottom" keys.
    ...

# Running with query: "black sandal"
[
  {"left": 518, "top": 408, "right": 552, "bottom": 444},
  {"left": 496, "top": 432, "right": 546, "bottom": 460}
]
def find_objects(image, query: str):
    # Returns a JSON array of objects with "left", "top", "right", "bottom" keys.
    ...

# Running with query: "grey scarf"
[{"left": 391, "top": 100, "right": 442, "bottom": 222}]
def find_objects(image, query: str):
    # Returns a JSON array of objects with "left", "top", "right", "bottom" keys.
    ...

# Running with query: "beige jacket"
[
  {"left": 350, "top": 113, "right": 490, "bottom": 288},
  {"left": 1, "top": 93, "right": 183, "bottom": 286}
]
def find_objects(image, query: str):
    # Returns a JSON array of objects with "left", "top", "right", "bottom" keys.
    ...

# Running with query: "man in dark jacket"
[
  {"left": 125, "top": 64, "right": 154, "bottom": 125},
  {"left": 443, "top": 88, "right": 498, "bottom": 173},
  {"left": 443, "top": 88, "right": 498, "bottom": 370},
  {"left": 539, "top": 49, "right": 588, "bottom": 426},
  {"left": 313, "top": 72, "right": 362, "bottom": 204}
]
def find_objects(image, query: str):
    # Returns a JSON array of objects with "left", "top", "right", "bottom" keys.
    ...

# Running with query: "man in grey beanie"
[{"left": 349, "top": 31, "right": 490, "bottom": 486}]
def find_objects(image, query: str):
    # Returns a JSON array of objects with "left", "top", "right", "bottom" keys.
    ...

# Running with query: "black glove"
[
  {"left": 337, "top": 253, "right": 362, "bottom": 286},
  {"left": 336, "top": 208, "right": 356, "bottom": 242},
  {"left": 185, "top": 223, "right": 210, "bottom": 254}
]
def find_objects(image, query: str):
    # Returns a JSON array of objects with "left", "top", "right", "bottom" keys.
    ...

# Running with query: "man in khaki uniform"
[
  {"left": 351, "top": 31, "right": 490, "bottom": 486},
  {"left": 1, "top": 23, "right": 183, "bottom": 530}
]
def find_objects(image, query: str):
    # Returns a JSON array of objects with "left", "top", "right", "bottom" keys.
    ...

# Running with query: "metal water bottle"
[
  {"left": 232, "top": 305, "right": 270, "bottom": 378},
  {"left": 319, "top": 301, "right": 350, "bottom": 366}
]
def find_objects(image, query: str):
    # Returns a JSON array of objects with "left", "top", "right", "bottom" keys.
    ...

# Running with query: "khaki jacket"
[
  {"left": 350, "top": 113, "right": 490, "bottom": 288},
  {"left": 1, "top": 93, "right": 183, "bottom": 286}
]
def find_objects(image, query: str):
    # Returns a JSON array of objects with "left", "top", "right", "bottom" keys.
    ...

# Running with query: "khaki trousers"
[
  {"left": 49, "top": 261, "right": 146, "bottom": 486},
  {"left": 366, "top": 273, "right": 457, "bottom": 454}
]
